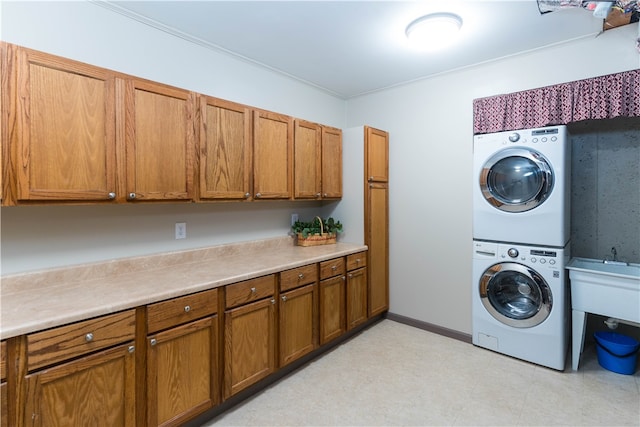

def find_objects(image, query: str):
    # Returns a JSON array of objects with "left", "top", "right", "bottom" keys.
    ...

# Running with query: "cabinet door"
[
  {"left": 147, "top": 316, "right": 218, "bottom": 427},
  {"left": 199, "top": 97, "right": 252, "bottom": 200},
  {"left": 347, "top": 267, "right": 368, "bottom": 330},
  {"left": 279, "top": 283, "right": 317, "bottom": 367},
  {"left": 224, "top": 297, "right": 276, "bottom": 398},
  {"left": 253, "top": 110, "right": 292, "bottom": 199},
  {"left": 125, "top": 79, "right": 195, "bottom": 201},
  {"left": 365, "top": 126, "right": 388, "bottom": 183},
  {"left": 319, "top": 275, "right": 346, "bottom": 345},
  {"left": 12, "top": 46, "right": 117, "bottom": 203},
  {"left": 293, "top": 119, "right": 321, "bottom": 199},
  {"left": 321, "top": 126, "right": 342, "bottom": 199},
  {"left": 0, "top": 382, "right": 6, "bottom": 427},
  {"left": 367, "top": 182, "right": 389, "bottom": 316},
  {"left": 24, "top": 342, "right": 136, "bottom": 427}
]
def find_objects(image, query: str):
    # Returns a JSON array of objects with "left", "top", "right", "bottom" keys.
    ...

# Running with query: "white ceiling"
[{"left": 99, "top": 1, "right": 605, "bottom": 98}]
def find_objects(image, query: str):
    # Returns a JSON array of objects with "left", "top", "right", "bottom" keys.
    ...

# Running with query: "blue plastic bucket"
[{"left": 593, "top": 331, "right": 640, "bottom": 375}]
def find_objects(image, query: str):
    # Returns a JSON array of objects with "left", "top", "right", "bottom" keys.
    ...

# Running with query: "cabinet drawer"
[
  {"left": 319, "top": 258, "right": 345, "bottom": 280},
  {"left": 226, "top": 275, "right": 275, "bottom": 309},
  {"left": 347, "top": 252, "right": 367, "bottom": 271},
  {"left": 147, "top": 288, "right": 218, "bottom": 334},
  {"left": 0, "top": 341, "right": 6, "bottom": 381},
  {"left": 280, "top": 264, "right": 318, "bottom": 292},
  {"left": 27, "top": 309, "right": 136, "bottom": 371}
]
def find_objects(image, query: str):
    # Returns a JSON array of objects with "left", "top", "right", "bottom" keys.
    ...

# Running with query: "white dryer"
[
  {"left": 472, "top": 240, "right": 569, "bottom": 370},
  {"left": 473, "top": 126, "right": 570, "bottom": 247}
]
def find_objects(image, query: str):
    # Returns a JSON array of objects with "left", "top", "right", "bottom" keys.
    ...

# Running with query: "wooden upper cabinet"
[
  {"left": 124, "top": 78, "right": 195, "bottom": 202},
  {"left": 10, "top": 45, "right": 117, "bottom": 203},
  {"left": 253, "top": 110, "right": 292, "bottom": 199},
  {"left": 293, "top": 119, "right": 321, "bottom": 199},
  {"left": 199, "top": 96, "right": 252, "bottom": 201},
  {"left": 365, "top": 126, "right": 389, "bottom": 183},
  {"left": 321, "top": 126, "right": 342, "bottom": 199}
]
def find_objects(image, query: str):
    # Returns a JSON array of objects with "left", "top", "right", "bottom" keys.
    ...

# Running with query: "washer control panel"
[{"left": 498, "top": 246, "right": 558, "bottom": 265}]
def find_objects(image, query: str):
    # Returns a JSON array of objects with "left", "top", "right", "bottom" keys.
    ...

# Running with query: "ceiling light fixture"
[{"left": 405, "top": 12, "right": 463, "bottom": 51}]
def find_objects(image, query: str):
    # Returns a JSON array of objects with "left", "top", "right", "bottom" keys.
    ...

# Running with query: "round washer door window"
[
  {"left": 479, "top": 262, "right": 552, "bottom": 328},
  {"left": 480, "top": 148, "right": 553, "bottom": 213}
]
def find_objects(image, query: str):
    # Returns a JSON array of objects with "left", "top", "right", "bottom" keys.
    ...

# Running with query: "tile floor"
[{"left": 203, "top": 319, "right": 640, "bottom": 426}]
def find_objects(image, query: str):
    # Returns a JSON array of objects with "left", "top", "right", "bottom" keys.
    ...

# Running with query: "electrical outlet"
[
  {"left": 291, "top": 213, "right": 299, "bottom": 226},
  {"left": 175, "top": 222, "right": 186, "bottom": 239}
]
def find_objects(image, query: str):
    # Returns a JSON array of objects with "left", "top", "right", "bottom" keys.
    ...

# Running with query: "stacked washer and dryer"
[{"left": 472, "top": 125, "right": 571, "bottom": 370}]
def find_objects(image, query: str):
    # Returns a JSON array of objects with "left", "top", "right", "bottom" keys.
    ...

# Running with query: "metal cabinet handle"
[
  {"left": 356, "top": 258, "right": 361, "bottom": 264},
  {"left": 316, "top": 192, "right": 321, "bottom": 198},
  {"left": 331, "top": 265, "right": 337, "bottom": 271},
  {"left": 348, "top": 273, "right": 353, "bottom": 278},
  {"left": 298, "top": 273, "right": 304, "bottom": 279},
  {"left": 85, "top": 333, "right": 94, "bottom": 342},
  {"left": 281, "top": 295, "right": 287, "bottom": 302},
  {"left": 250, "top": 287, "right": 257, "bottom": 294},
  {"left": 128, "top": 345, "right": 135, "bottom": 353},
  {"left": 150, "top": 339, "right": 157, "bottom": 346},
  {"left": 270, "top": 299, "right": 276, "bottom": 305},
  {"left": 368, "top": 176, "right": 374, "bottom": 181},
  {"left": 323, "top": 193, "right": 328, "bottom": 197},
  {"left": 245, "top": 192, "right": 251, "bottom": 198},
  {"left": 107, "top": 192, "right": 116, "bottom": 200},
  {"left": 255, "top": 193, "right": 262, "bottom": 198},
  {"left": 128, "top": 192, "right": 136, "bottom": 200},
  {"left": 184, "top": 305, "right": 191, "bottom": 313}
]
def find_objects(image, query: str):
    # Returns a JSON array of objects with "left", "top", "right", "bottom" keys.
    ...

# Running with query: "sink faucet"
[{"left": 611, "top": 247, "right": 618, "bottom": 262}]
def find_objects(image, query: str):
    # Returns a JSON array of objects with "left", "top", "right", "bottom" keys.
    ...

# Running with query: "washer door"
[
  {"left": 479, "top": 262, "right": 552, "bottom": 328},
  {"left": 480, "top": 148, "right": 553, "bottom": 213}
]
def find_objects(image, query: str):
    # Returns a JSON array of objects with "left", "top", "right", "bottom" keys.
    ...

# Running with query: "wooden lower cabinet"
[
  {"left": 23, "top": 342, "right": 136, "bottom": 427},
  {"left": 319, "top": 275, "right": 346, "bottom": 345},
  {"left": 346, "top": 267, "right": 368, "bottom": 330},
  {"left": 224, "top": 297, "right": 276, "bottom": 399},
  {"left": 147, "top": 316, "right": 218, "bottom": 427},
  {"left": 279, "top": 283, "right": 318, "bottom": 366},
  {"left": 1, "top": 340, "right": 6, "bottom": 427}
]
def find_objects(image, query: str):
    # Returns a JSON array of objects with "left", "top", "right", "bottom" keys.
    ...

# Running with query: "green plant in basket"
[{"left": 292, "top": 216, "right": 343, "bottom": 237}]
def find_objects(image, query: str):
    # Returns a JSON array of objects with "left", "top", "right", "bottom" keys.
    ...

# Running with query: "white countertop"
[{"left": 0, "top": 237, "right": 367, "bottom": 339}]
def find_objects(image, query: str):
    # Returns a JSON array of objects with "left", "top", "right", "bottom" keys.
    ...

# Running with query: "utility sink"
[{"left": 566, "top": 257, "right": 640, "bottom": 370}]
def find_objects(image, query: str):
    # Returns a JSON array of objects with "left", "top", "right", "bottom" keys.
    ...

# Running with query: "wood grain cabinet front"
[
  {"left": 124, "top": 78, "right": 195, "bottom": 202},
  {"left": 320, "top": 126, "right": 342, "bottom": 199},
  {"left": 319, "top": 258, "right": 346, "bottom": 345},
  {"left": 279, "top": 264, "right": 318, "bottom": 367},
  {"left": 7, "top": 44, "right": 118, "bottom": 204},
  {"left": 346, "top": 252, "right": 368, "bottom": 331},
  {"left": 146, "top": 288, "right": 220, "bottom": 426},
  {"left": 198, "top": 96, "right": 252, "bottom": 201},
  {"left": 293, "top": 120, "right": 321, "bottom": 199},
  {"left": 224, "top": 275, "right": 276, "bottom": 399},
  {"left": 23, "top": 311, "right": 137, "bottom": 427},
  {"left": 252, "top": 110, "right": 293, "bottom": 200},
  {"left": 1, "top": 340, "right": 6, "bottom": 427}
]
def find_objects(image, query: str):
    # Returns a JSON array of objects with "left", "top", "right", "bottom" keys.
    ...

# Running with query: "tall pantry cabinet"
[{"left": 364, "top": 127, "right": 389, "bottom": 316}]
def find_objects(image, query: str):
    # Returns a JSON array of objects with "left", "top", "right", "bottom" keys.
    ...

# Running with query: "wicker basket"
[{"left": 295, "top": 216, "right": 337, "bottom": 247}]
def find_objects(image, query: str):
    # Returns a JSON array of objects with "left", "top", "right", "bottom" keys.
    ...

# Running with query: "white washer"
[
  {"left": 472, "top": 240, "right": 570, "bottom": 370},
  {"left": 473, "top": 126, "right": 570, "bottom": 247}
]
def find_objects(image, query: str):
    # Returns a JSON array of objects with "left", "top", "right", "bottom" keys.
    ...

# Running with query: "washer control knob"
[
  {"left": 549, "top": 259, "right": 556, "bottom": 265},
  {"left": 508, "top": 133, "right": 520, "bottom": 143},
  {"left": 539, "top": 258, "right": 547, "bottom": 264},
  {"left": 507, "top": 248, "right": 519, "bottom": 258}
]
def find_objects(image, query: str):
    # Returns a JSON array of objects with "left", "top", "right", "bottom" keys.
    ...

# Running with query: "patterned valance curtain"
[{"left": 473, "top": 69, "right": 640, "bottom": 134}]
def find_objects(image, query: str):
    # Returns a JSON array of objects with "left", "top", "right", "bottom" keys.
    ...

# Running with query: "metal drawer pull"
[
  {"left": 250, "top": 287, "right": 257, "bottom": 294},
  {"left": 271, "top": 299, "right": 276, "bottom": 305},
  {"left": 298, "top": 273, "right": 304, "bottom": 279},
  {"left": 331, "top": 265, "right": 337, "bottom": 271},
  {"left": 281, "top": 295, "right": 287, "bottom": 302},
  {"left": 150, "top": 339, "right": 157, "bottom": 346},
  {"left": 85, "top": 333, "right": 94, "bottom": 342},
  {"left": 128, "top": 345, "right": 135, "bottom": 353},
  {"left": 349, "top": 273, "right": 353, "bottom": 278},
  {"left": 184, "top": 305, "right": 191, "bottom": 313},
  {"left": 107, "top": 192, "right": 116, "bottom": 199}
]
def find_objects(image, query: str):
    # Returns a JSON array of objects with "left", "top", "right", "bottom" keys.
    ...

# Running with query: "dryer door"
[
  {"left": 480, "top": 148, "right": 553, "bottom": 213},
  {"left": 479, "top": 262, "right": 552, "bottom": 328}
]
